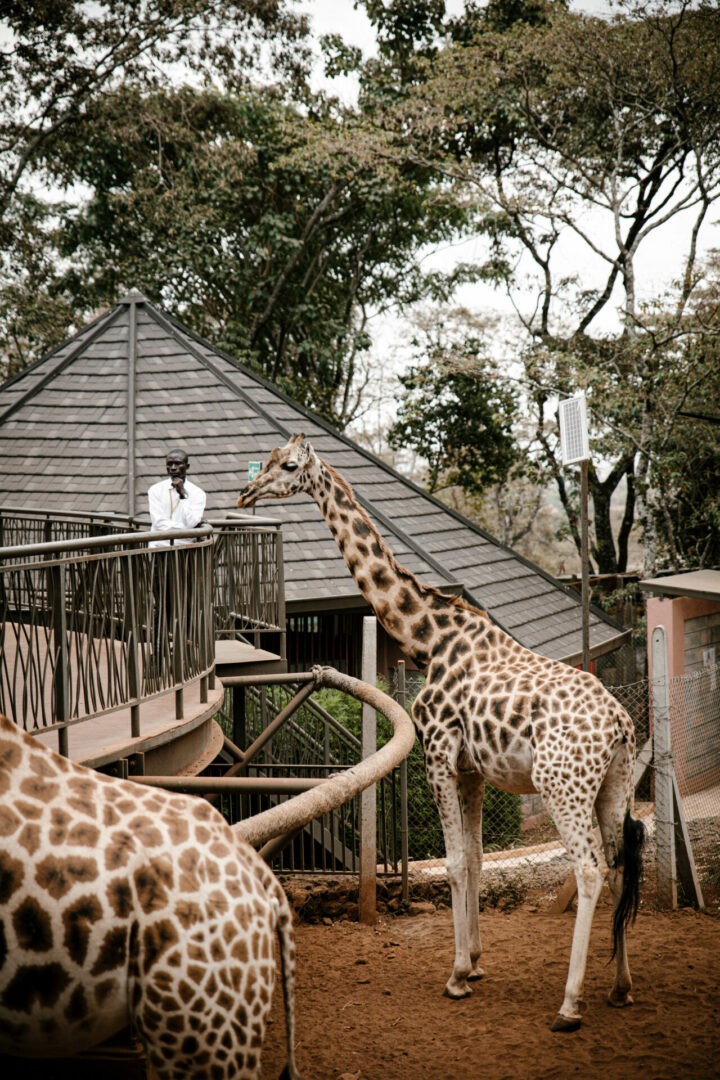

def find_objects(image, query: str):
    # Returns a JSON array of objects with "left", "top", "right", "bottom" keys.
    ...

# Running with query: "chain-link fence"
[
  {"left": 212, "top": 655, "right": 719, "bottom": 903},
  {"left": 386, "top": 657, "right": 719, "bottom": 902}
]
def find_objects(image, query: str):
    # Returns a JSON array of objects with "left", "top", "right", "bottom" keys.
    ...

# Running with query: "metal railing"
[
  {"left": 132, "top": 667, "right": 417, "bottom": 898},
  {"left": 0, "top": 506, "right": 286, "bottom": 652},
  {"left": 0, "top": 526, "right": 215, "bottom": 752},
  {"left": 212, "top": 517, "right": 285, "bottom": 651},
  {"left": 208, "top": 679, "right": 403, "bottom": 875}
]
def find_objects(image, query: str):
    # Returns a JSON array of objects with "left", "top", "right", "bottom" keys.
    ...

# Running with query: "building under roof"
[{"left": 0, "top": 291, "right": 628, "bottom": 670}]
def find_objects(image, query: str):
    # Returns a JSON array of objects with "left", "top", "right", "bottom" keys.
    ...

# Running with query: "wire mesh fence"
[
  {"left": 212, "top": 683, "right": 404, "bottom": 875},
  {"left": 213, "top": 655, "right": 719, "bottom": 903}
]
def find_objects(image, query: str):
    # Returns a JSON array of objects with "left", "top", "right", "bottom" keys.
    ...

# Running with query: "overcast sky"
[{"left": 294, "top": 0, "right": 715, "bottom": 336}]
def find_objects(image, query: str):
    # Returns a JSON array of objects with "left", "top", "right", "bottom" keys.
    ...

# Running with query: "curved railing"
[
  {"left": 0, "top": 526, "right": 215, "bottom": 753},
  {"left": 0, "top": 506, "right": 286, "bottom": 652}
]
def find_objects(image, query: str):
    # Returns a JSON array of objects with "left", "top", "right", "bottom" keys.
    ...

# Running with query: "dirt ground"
[{"left": 261, "top": 896, "right": 720, "bottom": 1080}]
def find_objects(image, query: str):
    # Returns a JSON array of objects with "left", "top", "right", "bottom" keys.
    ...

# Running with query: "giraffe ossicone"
[
  {"left": 0, "top": 714, "right": 301, "bottom": 1079},
  {"left": 238, "top": 434, "right": 645, "bottom": 1031}
]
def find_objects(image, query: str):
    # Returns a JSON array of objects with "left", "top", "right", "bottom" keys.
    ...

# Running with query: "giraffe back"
[{"left": 0, "top": 715, "right": 299, "bottom": 1079}]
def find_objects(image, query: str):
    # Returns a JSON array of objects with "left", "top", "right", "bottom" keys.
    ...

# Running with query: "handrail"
[
  {"left": 0, "top": 524, "right": 213, "bottom": 562},
  {"left": 0, "top": 504, "right": 132, "bottom": 521},
  {"left": 231, "top": 666, "right": 416, "bottom": 849}
]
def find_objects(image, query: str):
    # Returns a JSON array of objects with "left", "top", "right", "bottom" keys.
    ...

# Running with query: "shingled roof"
[{"left": 0, "top": 291, "right": 627, "bottom": 664}]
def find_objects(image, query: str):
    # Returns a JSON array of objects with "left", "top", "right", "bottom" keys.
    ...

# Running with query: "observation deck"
[{"left": 0, "top": 507, "right": 287, "bottom": 775}]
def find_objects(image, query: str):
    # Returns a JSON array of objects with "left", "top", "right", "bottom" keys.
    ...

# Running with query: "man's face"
[{"left": 166, "top": 454, "right": 189, "bottom": 480}]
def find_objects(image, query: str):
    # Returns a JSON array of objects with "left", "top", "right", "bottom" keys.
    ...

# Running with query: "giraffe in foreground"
[
  {"left": 238, "top": 434, "right": 645, "bottom": 1032},
  {"left": 0, "top": 714, "right": 301, "bottom": 1079}
]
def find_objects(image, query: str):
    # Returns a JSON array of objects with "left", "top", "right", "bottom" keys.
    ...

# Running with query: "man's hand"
[{"left": 171, "top": 477, "right": 186, "bottom": 499}]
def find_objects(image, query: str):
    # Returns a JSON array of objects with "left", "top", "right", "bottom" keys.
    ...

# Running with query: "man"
[{"left": 148, "top": 449, "right": 206, "bottom": 547}]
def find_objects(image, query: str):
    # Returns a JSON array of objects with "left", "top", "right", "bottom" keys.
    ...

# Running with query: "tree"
[
  {"left": 18, "top": 82, "right": 469, "bottom": 427},
  {"left": 387, "top": 310, "right": 521, "bottom": 495},
  {"left": 0, "top": 0, "right": 310, "bottom": 380},
  {"left": 0, "top": 0, "right": 308, "bottom": 223},
  {"left": 357, "top": 0, "right": 720, "bottom": 575}
]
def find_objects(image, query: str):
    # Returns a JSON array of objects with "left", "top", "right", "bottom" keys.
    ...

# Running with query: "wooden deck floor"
[{"left": 2, "top": 628, "right": 284, "bottom": 773}]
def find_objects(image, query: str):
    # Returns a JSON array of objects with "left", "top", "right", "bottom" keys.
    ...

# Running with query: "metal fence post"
[
  {"left": 124, "top": 554, "right": 141, "bottom": 738},
  {"left": 50, "top": 562, "right": 70, "bottom": 756},
  {"left": 651, "top": 626, "right": 677, "bottom": 908},
  {"left": 359, "top": 615, "right": 377, "bottom": 924},
  {"left": 397, "top": 660, "right": 410, "bottom": 903}
]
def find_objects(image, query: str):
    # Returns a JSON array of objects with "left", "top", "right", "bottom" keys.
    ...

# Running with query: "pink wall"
[{"left": 646, "top": 594, "right": 720, "bottom": 679}]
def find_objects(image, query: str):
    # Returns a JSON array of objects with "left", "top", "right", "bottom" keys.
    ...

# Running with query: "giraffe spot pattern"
[
  {"left": 0, "top": 851, "right": 25, "bottom": 903},
  {"left": 13, "top": 896, "right": 53, "bottom": 952},
  {"left": 2, "top": 963, "right": 71, "bottom": 1013},
  {"left": 63, "top": 895, "right": 104, "bottom": 965}
]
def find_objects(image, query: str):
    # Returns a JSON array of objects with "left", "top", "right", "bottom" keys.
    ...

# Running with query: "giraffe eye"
[{"left": 281, "top": 461, "right": 298, "bottom": 472}]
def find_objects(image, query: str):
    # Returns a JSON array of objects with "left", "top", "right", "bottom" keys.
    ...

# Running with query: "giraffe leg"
[
  {"left": 429, "top": 764, "right": 473, "bottom": 998},
  {"left": 458, "top": 770, "right": 485, "bottom": 980},
  {"left": 595, "top": 745, "right": 637, "bottom": 1009},
  {"left": 543, "top": 797, "right": 604, "bottom": 1031}
]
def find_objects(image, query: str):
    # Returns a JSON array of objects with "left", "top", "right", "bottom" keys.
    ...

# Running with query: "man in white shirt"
[{"left": 148, "top": 449, "right": 206, "bottom": 547}]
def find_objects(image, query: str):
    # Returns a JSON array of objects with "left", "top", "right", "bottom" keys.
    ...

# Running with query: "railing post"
[
  {"left": 276, "top": 528, "right": 287, "bottom": 664},
  {"left": 124, "top": 554, "right": 141, "bottom": 738},
  {"left": 198, "top": 539, "right": 211, "bottom": 703},
  {"left": 651, "top": 625, "right": 677, "bottom": 908},
  {"left": 206, "top": 540, "right": 216, "bottom": 692},
  {"left": 397, "top": 660, "right": 410, "bottom": 903},
  {"left": 359, "top": 615, "right": 377, "bottom": 924},
  {"left": 50, "top": 562, "right": 70, "bottom": 756},
  {"left": 171, "top": 546, "right": 184, "bottom": 720}
]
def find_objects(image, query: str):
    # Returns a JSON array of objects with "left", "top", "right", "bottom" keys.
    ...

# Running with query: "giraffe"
[
  {"left": 237, "top": 434, "right": 645, "bottom": 1032},
  {"left": 0, "top": 714, "right": 301, "bottom": 1079}
]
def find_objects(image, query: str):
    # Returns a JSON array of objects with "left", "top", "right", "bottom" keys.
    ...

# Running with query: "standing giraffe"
[
  {"left": 237, "top": 434, "right": 644, "bottom": 1032},
  {"left": 0, "top": 714, "right": 301, "bottom": 1079}
]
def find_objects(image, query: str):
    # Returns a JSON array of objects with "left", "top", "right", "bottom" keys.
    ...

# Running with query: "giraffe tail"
[
  {"left": 612, "top": 808, "right": 645, "bottom": 959},
  {"left": 270, "top": 880, "right": 303, "bottom": 1080}
]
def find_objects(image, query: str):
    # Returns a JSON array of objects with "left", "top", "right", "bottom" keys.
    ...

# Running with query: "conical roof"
[{"left": 0, "top": 293, "right": 627, "bottom": 663}]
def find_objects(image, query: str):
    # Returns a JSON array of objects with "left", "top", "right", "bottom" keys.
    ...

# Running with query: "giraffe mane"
[{"left": 320, "top": 457, "right": 489, "bottom": 624}]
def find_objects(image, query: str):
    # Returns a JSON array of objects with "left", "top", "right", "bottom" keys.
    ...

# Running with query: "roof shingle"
[{"left": 0, "top": 292, "right": 626, "bottom": 662}]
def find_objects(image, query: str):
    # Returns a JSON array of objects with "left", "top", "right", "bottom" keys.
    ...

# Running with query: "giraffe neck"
[{"left": 308, "top": 455, "right": 488, "bottom": 668}]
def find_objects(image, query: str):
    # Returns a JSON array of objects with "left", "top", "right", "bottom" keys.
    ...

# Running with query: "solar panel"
[{"left": 558, "top": 394, "right": 589, "bottom": 465}]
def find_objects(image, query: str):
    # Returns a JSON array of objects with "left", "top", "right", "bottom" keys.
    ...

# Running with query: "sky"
[{"left": 290, "top": 0, "right": 717, "bottom": 433}]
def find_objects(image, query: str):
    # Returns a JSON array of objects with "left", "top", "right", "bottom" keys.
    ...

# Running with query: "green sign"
[{"left": 248, "top": 461, "right": 261, "bottom": 482}]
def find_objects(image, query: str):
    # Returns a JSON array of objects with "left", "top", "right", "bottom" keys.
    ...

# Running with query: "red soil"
[{"left": 262, "top": 900, "right": 720, "bottom": 1080}]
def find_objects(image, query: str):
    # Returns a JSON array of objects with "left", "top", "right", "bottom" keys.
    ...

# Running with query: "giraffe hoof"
[
  {"left": 607, "top": 989, "right": 634, "bottom": 1008},
  {"left": 443, "top": 982, "right": 472, "bottom": 999},
  {"left": 467, "top": 966, "right": 485, "bottom": 981},
  {"left": 551, "top": 1013, "right": 582, "bottom": 1033}
]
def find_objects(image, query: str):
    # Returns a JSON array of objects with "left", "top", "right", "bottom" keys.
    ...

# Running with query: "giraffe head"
[{"left": 237, "top": 434, "right": 313, "bottom": 507}]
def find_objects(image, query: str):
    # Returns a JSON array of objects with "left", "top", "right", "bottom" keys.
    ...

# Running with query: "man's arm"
[
  {"left": 148, "top": 484, "right": 174, "bottom": 533},
  {"left": 175, "top": 483, "right": 206, "bottom": 529}
]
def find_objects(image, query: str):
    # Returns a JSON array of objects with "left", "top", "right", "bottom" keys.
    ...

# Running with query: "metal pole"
[
  {"left": 397, "top": 660, "right": 410, "bottom": 902},
  {"left": 580, "top": 459, "right": 591, "bottom": 672},
  {"left": 51, "top": 562, "right": 70, "bottom": 757},
  {"left": 651, "top": 625, "right": 677, "bottom": 908},
  {"left": 359, "top": 616, "right": 377, "bottom": 924},
  {"left": 127, "top": 298, "right": 137, "bottom": 517}
]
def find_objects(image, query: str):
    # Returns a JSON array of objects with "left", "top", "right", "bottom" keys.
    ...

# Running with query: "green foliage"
[
  {"left": 1, "top": 71, "right": 469, "bottom": 426},
  {"left": 388, "top": 359, "right": 520, "bottom": 496},
  {"left": 358, "top": 0, "right": 720, "bottom": 576}
]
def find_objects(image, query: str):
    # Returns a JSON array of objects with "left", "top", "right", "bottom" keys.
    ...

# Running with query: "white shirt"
[{"left": 147, "top": 478, "right": 206, "bottom": 548}]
